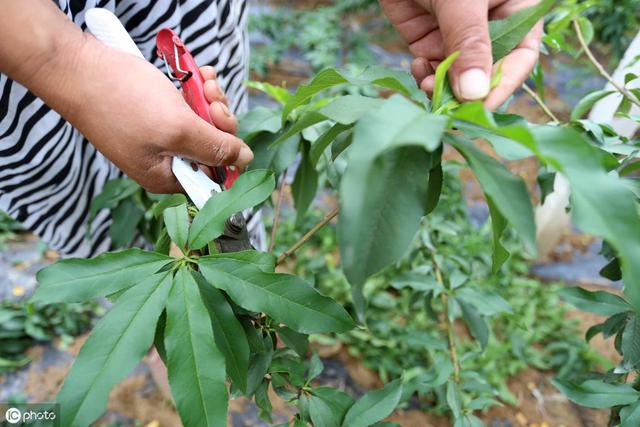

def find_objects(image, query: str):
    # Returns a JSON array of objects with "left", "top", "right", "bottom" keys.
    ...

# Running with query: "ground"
[{"left": 0, "top": 1, "right": 624, "bottom": 425}]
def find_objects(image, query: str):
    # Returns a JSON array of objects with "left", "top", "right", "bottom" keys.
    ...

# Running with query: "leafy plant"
[
  {"left": 31, "top": 2, "right": 640, "bottom": 426},
  {"left": 279, "top": 168, "right": 606, "bottom": 415},
  {"left": 0, "top": 299, "right": 100, "bottom": 372},
  {"left": 249, "top": 0, "right": 380, "bottom": 75},
  {"left": 0, "top": 210, "right": 22, "bottom": 249}
]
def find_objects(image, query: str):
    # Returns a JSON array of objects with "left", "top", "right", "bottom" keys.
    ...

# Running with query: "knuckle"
[
  {"left": 211, "top": 135, "right": 240, "bottom": 165},
  {"left": 453, "top": 31, "right": 491, "bottom": 53}
]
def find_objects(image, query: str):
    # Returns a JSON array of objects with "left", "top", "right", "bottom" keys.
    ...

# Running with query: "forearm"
[{"left": 0, "top": 0, "right": 92, "bottom": 116}]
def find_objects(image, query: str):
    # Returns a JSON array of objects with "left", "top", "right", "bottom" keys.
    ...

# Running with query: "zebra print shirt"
[{"left": 0, "top": 0, "right": 249, "bottom": 257}]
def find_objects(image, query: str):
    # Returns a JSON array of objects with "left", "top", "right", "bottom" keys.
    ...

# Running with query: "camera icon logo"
[{"left": 5, "top": 407, "right": 21, "bottom": 424}]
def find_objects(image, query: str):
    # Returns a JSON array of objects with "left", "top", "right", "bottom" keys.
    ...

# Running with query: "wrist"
[{"left": 0, "top": 0, "right": 99, "bottom": 119}]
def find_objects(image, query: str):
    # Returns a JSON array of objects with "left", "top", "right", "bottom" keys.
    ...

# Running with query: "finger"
[
  {"left": 433, "top": 0, "right": 492, "bottom": 101},
  {"left": 420, "top": 74, "right": 436, "bottom": 95},
  {"left": 381, "top": 0, "right": 438, "bottom": 45},
  {"left": 484, "top": 21, "right": 542, "bottom": 110},
  {"left": 409, "top": 30, "right": 445, "bottom": 61},
  {"left": 199, "top": 65, "right": 216, "bottom": 81},
  {"left": 174, "top": 114, "right": 252, "bottom": 169},
  {"left": 204, "top": 79, "right": 228, "bottom": 105},
  {"left": 209, "top": 101, "right": 238, "bottom": 134},
  {"left": 411, "top": 58, "right": 433, "bottom": 84},
  {"left": 145, "top": 157, "right": 184, "bottom": 194}
]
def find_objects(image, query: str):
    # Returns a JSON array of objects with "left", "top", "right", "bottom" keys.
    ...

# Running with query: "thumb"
[
  {"left": 432, "top": 0, "right": 493, "bottom": 101},
  {"left": 178, "top": 114, "right": 253, "bottom": 169}
]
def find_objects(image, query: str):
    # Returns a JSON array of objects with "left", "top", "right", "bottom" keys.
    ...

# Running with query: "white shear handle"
[{"left": 85, "top": 8, "right": 220, "bottom": 209}]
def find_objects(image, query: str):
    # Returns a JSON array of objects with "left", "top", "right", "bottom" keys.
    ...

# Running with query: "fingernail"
[
  {"left": 219, "top": 102, "right": 231, "bottom": 117},
  {"left": 459, "top": 68, "right": 490, "bottom": 100},
  {"left": 237, "top": 145, "right": 253, "bottom": 166}
]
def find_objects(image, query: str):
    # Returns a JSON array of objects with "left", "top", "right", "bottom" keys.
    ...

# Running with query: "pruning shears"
[{"left": 85, "top": 8, "right": 252, "bottom": 252}]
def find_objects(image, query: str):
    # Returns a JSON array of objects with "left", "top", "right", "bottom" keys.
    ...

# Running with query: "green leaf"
[
  {"left": 165, "top": 268, "right": 228, "bottom": 427},
  {"left": 425, "top": 163, "right": 444, "bottom": 215},
  {"left": 109, "top": 199, "right": 143, "bottom": 248},
  {"left": 154, "top": 311, "right": 167, "bottom": 362},
  {"left": 446, "top": 380, "right": 462, "bottom": 419},
  {"left": 189, "top": 170, "right": 275, "bottom": 250},
  {"left": 489, "top": 0, "right": 555, "bottom": 61},
  {"left": 317, "top": 95, "right": 384, "bottom": 125},
  {"left": 283, "top": 68, "right": 350, "bottom": 122},
  {"left": 309, "top": 123, "right": 353, "bottom": 165},
  {"left": 88, "top": 178, "right": 140, "bottom": 222},
  {"left": 249, "top": 133, "right": 300, "bottom": 175},
  {"left": 200, "top": 250, "right": 276, "bottom": 272},
  {"left": 622, "top": 315, "right": 640, "bottom": 370},
  {"left": 458, "top": 298, "right": 490, "bottom": 349},
  {"left": 559, "top": 287, "right": 630, "bottom": 316},
  {"left": 603, "top": 312, "right": 629, "bottom": 339},
  {"left": 307, "top": 387, "right": 354, "bottom": 427},
  {"left": 537, "top": 171, "right": 556, "bottom": 204},
  {"left": 277, "top": 326, "right": 309, "bottom": 358},
  {"left": 446, "top": 135, "right": 536, "bottom": 255},
  {"left": 307, "top": 353, "right": 324, "bottom": 381},
  {"left": 245, "top": 324, "right": 274, "bottom": 395},
  {"left": 282, "top": 67, "right": 425, "bottom": 123},
  {"left": 151, "top": 194, "right": 188, "bottom": 218},
  {"left": 245, "top": 81, "right": 290, "bottom": 105},
  {"left": 195, "top": 272, "right": 250, "bottom": 393},
  {"left": 576, "top": 16, "right": 594, "bottom": 45},
  {"left": 154, "top": 228, "right": 171, "bottom": 255},
  {"left": 571, "top": 90, "right": 615, "bottom": 121},
  {"left": 432, "top": 51, "right": 460, "bottom": 111},
  {"left": 339, "top": 96, "right": 448, "bottom": 285},
  {"left": 452, "top": 104, "right": 533, "bottom": 160},
  {"left": 198, "top": 255, "right": 354, "bottom": 334},
  {"left": 620, "top": 400, "right": 640, "bottom": 427},
  {"left": 238, "top": 106, "right": 283, "bottom": 140},
  {"left": 390, "top": 272, "right": 443, "bottom": 293},
  {"left": 33, "top": 249, "right": 171, "bottom": 303},
  {"left": 551, "top": 379, "right": 639, "bottom": 408},
  {"left": 271, "top": 112, "right": 328, "bottom": 148},
  {"left": 342, "top": 379, "right": 403, "bottom": 427},
  {"left": 292, "top": 141, "right": 319, "bottom": 224},
  {"left": 255, "top": 380, "right": 273, "bottom": 422},
  {"left": 57, "top": 272, "right": 172, "bottom": 427},
  {"left": 456, "top": 287, "right": 512, "bottom": 315},
  {"left": 163, "top": 203, "right": 189, "bottom": 251},
  {"left": 357, "top": 66, "right": 427, "bottom": 104},
  {"left": 487, "top": 198, "right": 510, "bottom": 272}
]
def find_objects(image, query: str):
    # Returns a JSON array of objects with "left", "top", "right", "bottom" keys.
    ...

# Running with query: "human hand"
[
  {"left": 381, "top": 0, "right": 543, "bottom": 110},
  {"left": 28, "top": 34, "right": 251, "bottom": 194}
]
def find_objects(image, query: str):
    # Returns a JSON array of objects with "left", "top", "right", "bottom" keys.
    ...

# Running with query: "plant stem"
[
  {"left": 573, "top": 19, "right": 640, "bottom": 108},
  {"left": 432, "top": 252, "right": 460, "bottom": 383},
  {"left": 276, "top": 206, "right": 339, "bottom": 265},
  {"left": 269, "top": 170, "right": 288, "bottom": 253},
  {"left": 522, "top": 82, "right": 560, "bottom": 123}
]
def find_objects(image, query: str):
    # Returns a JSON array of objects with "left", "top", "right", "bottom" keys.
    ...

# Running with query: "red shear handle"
[{"left": 156, "top": 28, "right": 239, "bottom": 189}]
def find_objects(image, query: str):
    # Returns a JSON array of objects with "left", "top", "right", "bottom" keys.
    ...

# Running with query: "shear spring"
[{"left": 161, "top": 43, "right": 192, "bottom": 82}]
